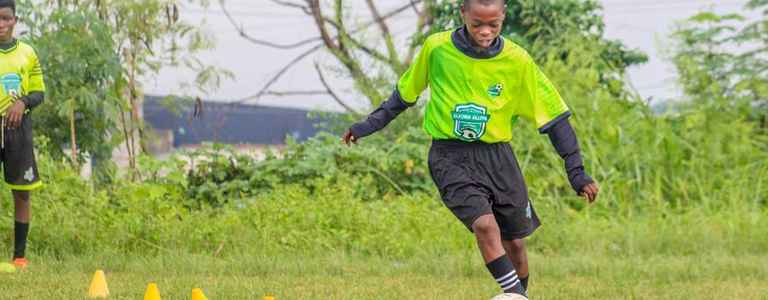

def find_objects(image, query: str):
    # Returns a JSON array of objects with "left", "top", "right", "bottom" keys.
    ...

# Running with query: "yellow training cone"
[
  {"left": 144, "top": 283, "right": 161, "bottom": 300},
  {"left": 263, "top": 296, "right": 275, "bottom": 300},
  {"left": 191, "top": 288, "right": 208, "bottom": 300},
  {"left": 87, "top": 270, "right": 109, "bottom": 298},
  {"left": 0, "top": 262, "right": 16, "bottom": 273}
]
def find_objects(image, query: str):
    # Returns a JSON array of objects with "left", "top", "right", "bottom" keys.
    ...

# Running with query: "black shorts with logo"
[
  {"left": 428, "top": 140, "right": 540, "bottom": 240},
  {"left": 1, "top": 114, "right": 41, "bottom": 191}
]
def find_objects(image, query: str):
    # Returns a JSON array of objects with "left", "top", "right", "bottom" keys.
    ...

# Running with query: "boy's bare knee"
[
  {"left": 472, "top": 214, "right": 500, "bottom": 237},
  {"left": 506, "top": 239, "right": 525, "bottom": 251}
]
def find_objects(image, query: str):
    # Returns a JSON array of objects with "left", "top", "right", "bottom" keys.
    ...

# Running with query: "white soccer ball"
[{"left": 490, "top": 293, "right": 528, "bottom": 300}]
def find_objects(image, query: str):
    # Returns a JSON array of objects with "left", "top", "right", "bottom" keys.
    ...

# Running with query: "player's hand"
[
  {"left": 5, "top": 100, "right": 25, "bottom": 129},
  {"left": 341, "top": 129, "right": 358, "bottom": 146},
  {"left": 579, "top": 182, "right": 599, "bottom": 203}
]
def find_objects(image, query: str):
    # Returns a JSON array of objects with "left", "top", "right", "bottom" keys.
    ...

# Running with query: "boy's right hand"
[
  {"left": 342, "top": 129, "right": 358, "bottom": 146},
  {"left": 579, "top": 182, "right": 599, "bottom": 203}
]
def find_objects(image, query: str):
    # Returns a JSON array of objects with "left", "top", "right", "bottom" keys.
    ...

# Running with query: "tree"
[
  {"left": 670, "top": 0, "right": 768, "bottom": 126},
  {"left": 19, "top": 0, "right": 230, "bottom": 174},
  {"left": 20, "top": 1, "right": 123, "bottom": 168},
  {"left": 220, "top": 0, "right": 434, "bottom": 110}
]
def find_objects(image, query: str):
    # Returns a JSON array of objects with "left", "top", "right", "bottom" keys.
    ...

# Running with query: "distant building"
[{"left": 143, "top": 95, "right": 331, "bottom": 152}]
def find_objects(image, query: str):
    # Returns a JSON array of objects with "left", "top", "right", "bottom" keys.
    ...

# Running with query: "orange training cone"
[
  {"left": 144, "top": 283, "right": 162, "bottom": 300},
  {"left": 87, "top": 270, "right": 109, "bottom": 298},
  {"left": 192, "top": 288, "right": 208, "bottom": 300}
]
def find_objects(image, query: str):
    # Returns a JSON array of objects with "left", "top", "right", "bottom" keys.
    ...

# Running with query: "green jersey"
[
  {"left": 398, "top": 31, "right": 569, "bottom": 143},
  {"left": 0, "top": 40, "right": 45, "bottom": 115}
]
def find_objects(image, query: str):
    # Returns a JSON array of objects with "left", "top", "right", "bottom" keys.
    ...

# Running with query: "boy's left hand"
[
  {"left": 6, "top": 99, "right": 25, "bottom": 129},
  {"left": 580, "top": 182, "right": 599, "bottom": 203}
]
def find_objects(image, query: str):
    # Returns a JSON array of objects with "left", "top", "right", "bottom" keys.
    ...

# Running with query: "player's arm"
[
  {"left": 541, "top": 117, "right": 597, "bottom": 202},
  {"left": 343, "top": 89, "right": 415, "bottom": 145},
  {"left": 343, "top": 39, "right": 432, "bottom": 145},
  {"left": 20, "top": 92, "right": 44, "bottom": 110},
  {"left": 518, "top": 54, "right": 598, "bottom": 202}
]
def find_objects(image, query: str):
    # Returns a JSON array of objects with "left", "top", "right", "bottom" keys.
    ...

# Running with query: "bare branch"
[
  {"left": 346, "top": 36, "right": 390, "bottom": 64},
  {"left": 262, "top": 90, "right": 330, "bottom": 96},
  {"left": 405, "top": 0, "right": 433, "bottom": 65},
  {"left": 219, "top": 0, "right": 319, "bottom": 49},
  {"left": 229, "top": 1, "right": 425, "bottom": 106},
  {"left": 365, "top": 0, "right": 401, "bottom": 71},
  {"left": 314, "top": 61, "right": 360, "bottom": 114},
  {"left": 316, "top": 16, "right": 389, "bottom": 64},
  {"left": 270, "top": 0, "right": 311, "bottom": 15},
  {"left": 367, "top": 1, "right": 425, "bottom": 35},
  {"left": 327, "top": 0, "right": 384, "bottom": 104},
  {"left": 223, "top": 0, "right": 422, "bottom": 51},
  {"left": 409, "top": 0, "right": 421, "bottom": 15},
  {"left": 232, "top": 44, "right": 323, "bottom": 105},
  {"left": 309, "top": 0, "right": 339, "bottom": 51}
]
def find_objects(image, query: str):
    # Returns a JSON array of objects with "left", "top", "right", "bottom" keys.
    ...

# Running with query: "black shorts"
[
  {"left": 1, "top": 114, "right": 41, "bottom": 191},
  {"left": 428, "top": 140, "right": 540, "bottom": 240}
]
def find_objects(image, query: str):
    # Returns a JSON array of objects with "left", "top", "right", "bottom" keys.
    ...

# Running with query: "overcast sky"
[{"left": 142, "top": 0, "right": 754, "bottom": 112}]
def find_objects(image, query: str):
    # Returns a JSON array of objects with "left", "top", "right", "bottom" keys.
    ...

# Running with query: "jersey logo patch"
[
  {"left": 488, "top": 83, "right": 503, "bottom": 98},
  {"left": 451, "top": 103, "right": 490, "bottom": 142},
  {"left": 1, "top": 73, "right": 21, "bottom": 98}
]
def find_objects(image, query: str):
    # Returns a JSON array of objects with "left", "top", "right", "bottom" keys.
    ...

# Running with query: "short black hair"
[
  {"left": 463, "top": 0, "right": 506, "bottom": 9},
  {"left": 0, "top": 0, "right": 15, "bottom": 14}
]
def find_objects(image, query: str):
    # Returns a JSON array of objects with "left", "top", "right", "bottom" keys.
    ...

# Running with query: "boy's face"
[
  {"left": 461, "top": 2, "right": 505, "bottom": 49},
  {"left": 0, "top": 7, "right": 15, "bottom": 42}
]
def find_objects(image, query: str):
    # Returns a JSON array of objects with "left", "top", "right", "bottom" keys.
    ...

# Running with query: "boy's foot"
[
  {"left": 12, "top": 258, "right": 28, "bottom": 269},
  {"left": 490, "top": 293, "right": 528, "bottom": 300}
]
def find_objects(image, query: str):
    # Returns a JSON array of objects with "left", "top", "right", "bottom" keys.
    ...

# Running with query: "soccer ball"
[{"left": 490, "top": 293, "right": 528, "bottom": 300}]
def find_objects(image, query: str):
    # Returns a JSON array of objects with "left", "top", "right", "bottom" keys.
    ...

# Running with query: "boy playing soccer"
[
  {"left": 342, "top": 0, "right": 598, "bottom": 298},
  {"left": 0, "top": 0, "right": 45, "bottom": 269}
]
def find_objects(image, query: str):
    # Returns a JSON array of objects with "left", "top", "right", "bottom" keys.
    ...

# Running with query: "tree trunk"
[{"left": 69, "top": 100, "right": 78, "bottom": 170}]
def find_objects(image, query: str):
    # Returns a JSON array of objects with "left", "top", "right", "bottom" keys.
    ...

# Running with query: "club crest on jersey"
[
  {"left": 1, "top": 73, "right": 21, "bottom": 98},
  {"left": 487, "top": 83, "right": 503, "bottom": 98},
  {"left": 451, "top": 103, "right": 490, "bottom": 142}
]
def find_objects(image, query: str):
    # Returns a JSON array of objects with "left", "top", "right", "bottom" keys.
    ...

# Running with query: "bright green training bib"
[{"left": 397, "top": 31, "right": 569, "bottom": 143}]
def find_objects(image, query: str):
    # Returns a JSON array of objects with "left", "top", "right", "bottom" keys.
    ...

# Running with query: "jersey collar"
[
  {"left": 451, "top": 26, "right": 503, "bottom": 59},
  {"left": 0, "top": 39, "right": 18, "bottom": 53}
]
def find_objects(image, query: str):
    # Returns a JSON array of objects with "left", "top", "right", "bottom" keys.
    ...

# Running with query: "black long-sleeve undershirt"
[
  {"left": 349, "top": 89, "right": 413, "bottom": 139},
  {"left": 543, "top": 117, "right": 594, "bottom": 193},
  {"left": 21, "top": 91, "right": 44, "bottom": 111}
]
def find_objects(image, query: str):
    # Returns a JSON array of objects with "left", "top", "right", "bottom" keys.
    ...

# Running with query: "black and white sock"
[
  {"left": 485, "top": 255, "right": 525, "bottom": 295},
  {"left": 520, "top": 275, "right": 529, "bottom": 290},
  {"left": 14, "top": 221, "right": 29, "bottom": 259}
]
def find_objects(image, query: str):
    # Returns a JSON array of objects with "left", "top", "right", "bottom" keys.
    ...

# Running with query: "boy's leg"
[
  {"left": 4, "top": 114, "right": 41, "bottom": 262},
  {"left": 472, "top": 214, "right": 526, "bottom": 295},
  {"left": 495, "top": 202, "right": 539, "bottom": 292},
  {"left": 428, "top": 144, "right": 525, "bottom": 296},
  {"left": 489, "top": 144, "right": 540, "bottom": 292},
  {"left": 13, "top": 190, "right": 29, "bottom": 259},
  {"left": 473, "top": 214, "right": 506, "bottom": 262},
  {"left": 503, "top": 239, "right": 529, "bottom": 290}
]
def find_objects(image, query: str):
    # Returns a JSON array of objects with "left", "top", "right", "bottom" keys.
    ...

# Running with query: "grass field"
[
  {"left": 0, "top": 182, "right": 765, "bottom": 299},
  {"left": 0, "top": 251, "right": 766, "bottom": 299}
]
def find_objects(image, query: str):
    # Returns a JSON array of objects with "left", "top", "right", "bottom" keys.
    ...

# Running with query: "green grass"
[
  {"left": 0, "top": 182, "right": 765, "bottom": 299},
  {"left": 0, "top": 251, "right": 766, "bottom": 299},
  {"left": 1, "top": 166, "right": 765, "bottom": 299}
]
